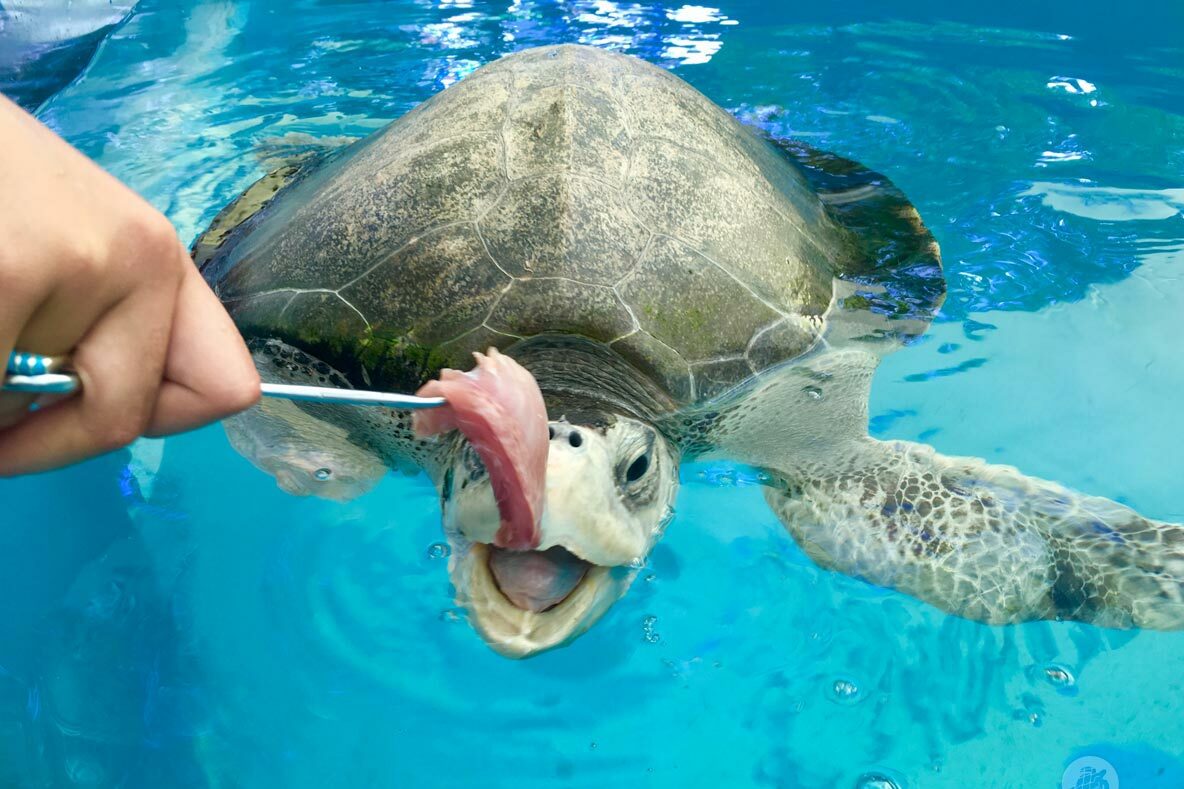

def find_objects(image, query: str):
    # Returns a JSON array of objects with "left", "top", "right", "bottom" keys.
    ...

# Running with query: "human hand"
[{"left": 0, "top": 94, "right": 260, "bottom": 475}]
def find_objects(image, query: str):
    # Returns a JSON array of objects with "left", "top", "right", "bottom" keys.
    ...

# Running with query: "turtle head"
[{"left": 440, "top": 412, "right": 679, "bottom": 658}]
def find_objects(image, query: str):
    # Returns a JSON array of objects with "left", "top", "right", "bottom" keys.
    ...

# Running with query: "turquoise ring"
[
  {"left": 6, "top": 351, "right": 71, "bottom": 376},
  {"left": 3, "top": 350, "right": 80, "bottom": 395}
]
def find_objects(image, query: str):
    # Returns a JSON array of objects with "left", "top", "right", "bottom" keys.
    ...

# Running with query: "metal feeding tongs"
[{"left": 3, "top": 350, "right": 446, "bottom": 410}]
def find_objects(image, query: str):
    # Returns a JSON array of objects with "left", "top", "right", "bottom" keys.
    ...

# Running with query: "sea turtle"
[{"left": 195, "top": 44, "right": 1184, "bottom": 658}]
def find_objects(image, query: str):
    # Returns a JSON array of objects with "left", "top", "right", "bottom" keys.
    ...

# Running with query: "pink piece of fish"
[{"left": 413, "top": 348, "right": 549, "bottom": 551}]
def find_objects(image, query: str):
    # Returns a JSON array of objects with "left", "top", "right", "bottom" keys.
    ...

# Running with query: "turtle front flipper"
[
  {"left": 225, "top": 397, "right": 387, "bottom": 502},
  {"left": 760, "top": 439, "right": 1184, "bottom": 629},
  {"left": 226, "top": 341, "right": 442, "bottom": 502}
]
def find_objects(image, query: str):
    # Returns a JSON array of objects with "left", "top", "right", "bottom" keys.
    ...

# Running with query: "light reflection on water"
[{"left": 2, "top": 0, "right": 1184, "bottom": 787}]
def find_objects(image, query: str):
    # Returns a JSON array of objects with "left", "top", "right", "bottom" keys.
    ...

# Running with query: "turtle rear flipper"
[
  {"left": 192, "top": 160, "right": 305, "bottom": 276},
  {"left": 765, "top": 136, "right": 946, "bottom": 345},
  {"left": 191, "top": 135, "right": 353, "bottom": 281}
]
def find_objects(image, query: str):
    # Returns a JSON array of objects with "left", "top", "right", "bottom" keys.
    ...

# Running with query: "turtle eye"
[{"left": 624, "top": 453, "right": 650, "bottom": 484}]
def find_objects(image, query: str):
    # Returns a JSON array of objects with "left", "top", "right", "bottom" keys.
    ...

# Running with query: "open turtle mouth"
[
  {"left": 461, "top": 541, "right": 617, "bottom": 657},
  {"left": 487, "top": 545, "right": 592, "bottom": 613}
]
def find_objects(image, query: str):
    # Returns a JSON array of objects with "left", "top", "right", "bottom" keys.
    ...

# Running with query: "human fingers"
[
  {"left": 146, "top": 252, "right": 260, "bottom": 436},
  {"left": 0, "top": 252, "right": 178, "bottom": 475},
  {"left": 0, "top": 266, "right": 48, "bottom": 429},
  {"left": 0, "top": 231, "right": 139, "bottom": 430}
]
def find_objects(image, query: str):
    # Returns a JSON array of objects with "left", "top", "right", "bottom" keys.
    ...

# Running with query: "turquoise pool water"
[{"left": 4, "top": 1, "right": 1184, "bottom": 786}]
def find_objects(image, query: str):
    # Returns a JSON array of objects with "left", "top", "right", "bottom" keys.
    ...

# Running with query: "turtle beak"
[
  {"left": 439, "top": 417, "right": 678, "bottom": 657},
  {"left": 535, "top": 423, "right": 653, "bottom": 565},
  {"left": 436, "top": 431, "right": 642, "bottom": 657},
  {"left": 445, "top": 423, "right": 652, "bottom": 566},
  {"left": 457, "top": 542, "right": 634, "bottom": 658}
]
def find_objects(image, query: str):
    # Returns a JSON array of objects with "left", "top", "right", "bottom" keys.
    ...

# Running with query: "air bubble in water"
[
  {"left": 829, "top": 677, "right": 862, "bottom": 703},
  {"left": 427, "top": 542, "right": 451, "bottom": 559},
  {"left": 629, "top": 557, "right": 646, "bottom": 570},
  {"left": 1043, "top": 664, "right": 1076, "bottom": 689},
  {"left": 1015, "top": 692, "right": 1045, "bottom": 726},
  {"left": 642, "top": 614, "right": 660, "bottom": 643},
  {"left": 855, "top": 772, "right": 901, "bottom": 789}
]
